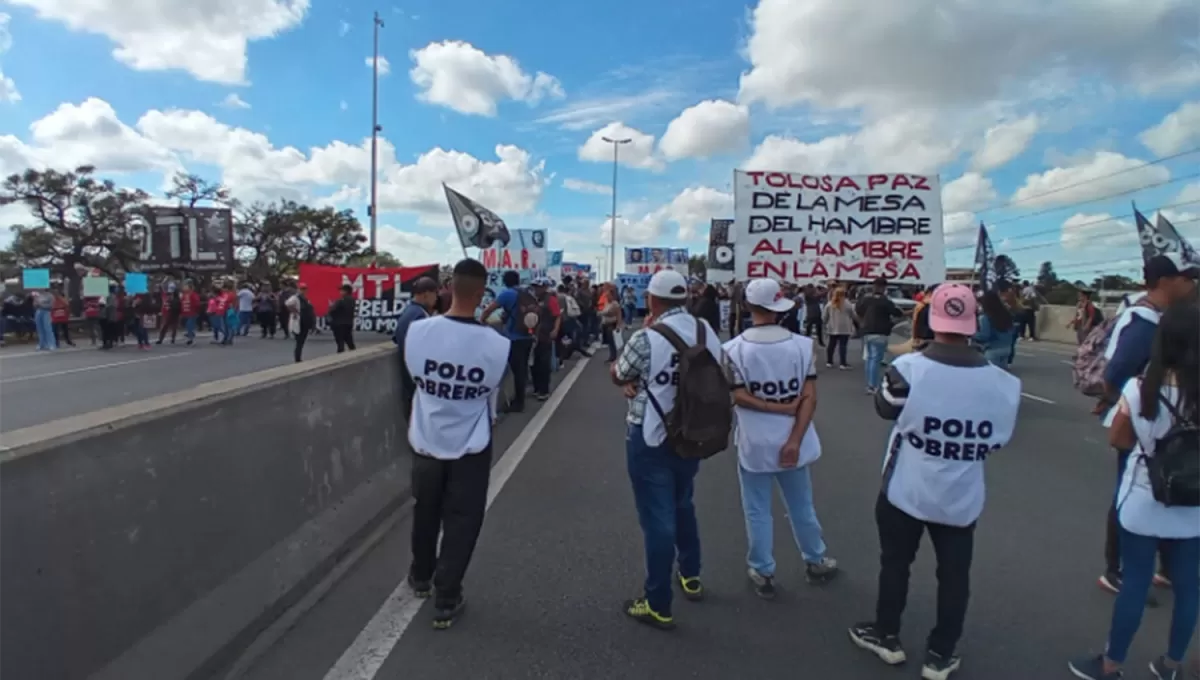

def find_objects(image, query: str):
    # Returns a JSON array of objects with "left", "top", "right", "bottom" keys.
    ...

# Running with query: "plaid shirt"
[{"left": 612, "top": 306, "right": 689, "bottom": 424}]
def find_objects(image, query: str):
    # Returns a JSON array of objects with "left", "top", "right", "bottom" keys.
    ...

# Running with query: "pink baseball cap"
[{"left": 928, "top": 284, "right": 977, "bottom": 336}]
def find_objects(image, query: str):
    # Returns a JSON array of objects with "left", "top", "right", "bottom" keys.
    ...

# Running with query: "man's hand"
[
  {"left": 779, "top": 438, "right": 801, "bottom": 468},
  {"left": 622, "top": 382, "right": 638, "bottom": 399}
]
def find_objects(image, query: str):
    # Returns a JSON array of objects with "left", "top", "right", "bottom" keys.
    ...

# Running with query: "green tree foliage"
[
  {"left": 1036, "top": 261, "right": 1058, "bottom": 287},
  {"left": 688, "top": 254, "right": 707, "bottom": 278},
  {"left": 992, "top": 253, "right": 1019, "bottom": 282}
]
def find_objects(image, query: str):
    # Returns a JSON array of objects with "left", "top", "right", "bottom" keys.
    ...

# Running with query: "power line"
[
  {"left": 972, "top": 146, "right": 1200, "bottom": 217},
  {"left": 982, "top": 170, "right": 1200, "bottom": 228}
]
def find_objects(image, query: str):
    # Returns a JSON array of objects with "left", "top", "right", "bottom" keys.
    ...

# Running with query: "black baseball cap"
[
  {"left": 1145, "top": 253, "right": 1199, "bottom": 286},
  {"left": 410, "top": 277, "right": 438, "bottom": 294}
]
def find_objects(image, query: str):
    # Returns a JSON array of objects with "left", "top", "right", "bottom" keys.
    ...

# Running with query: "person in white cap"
[
  {"left": 849, "top": 283, "right": 1021, "bottom": 680},
  {"left": 722, "top": 278, "right": 839, "bottom": 600},
  {"left": 610, "top": 268, "right": 726, "bottom": 630}
]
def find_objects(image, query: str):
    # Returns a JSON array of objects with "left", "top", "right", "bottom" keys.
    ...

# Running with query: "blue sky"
[{"left": 0, "top": 0, "right": 1198, "bottom": 284}]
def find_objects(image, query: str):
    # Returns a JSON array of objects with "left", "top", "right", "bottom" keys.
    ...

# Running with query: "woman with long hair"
[
  {"left": 1070, "top": 301, "right": 1200, "bottom": 680},
  {"left": 973, "top": 291, "right": 1016, "bottom": 368},
  {"left": 821, "top": 287, "right": 854, "bottom": 369}
]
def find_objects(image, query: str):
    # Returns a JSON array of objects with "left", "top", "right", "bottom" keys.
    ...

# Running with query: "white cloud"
[
  {"left": 970, "top": 115, "right": 1039, "bottom": 172},
  {"left": 1012, "top": 151, "right": 1171, "bottom": 208},
  {"left": 578, "top": 122, "right": 663, "bottom": 171},
  {"left": 7, "top": 0, "right": 308, "bottom": 84},
  {"left": 1060, "top": 212, "right": 1136, "bottom": 251},
  {"left": 2, "top": 98, "right": 179, "bottom": 176},
  {"left": 220, "top": 93, "right": 251, "bottom": 109},
  {"left": 942, "top": 172, "right": 997, "bottom": 214},
  {"left": 943, "top": 211, "right": 979, "bottom": 249},
  {"left": 743, "top": 112, "right": 960, "bottom": 175},
  {"left": 738, "top": 0, "right": 1199, "bottom": 113},
  {"left": 1139, "top": 101, "right": 1200, "bottom": 157},
  {"left": 534, "top": 90, "right": 679, "bottom": 131},
  {"left": 376, "top": 227, "right": 461, "bottom": 265},
  {"left": 367, "top": 55, "right": 390, "bottom": 76},
  {"left": 0, "top": 13, "right": 18, "bottom": 103},
  {"left": 1176, "top": 181, "right": 1200, "bottom": 206},
  {"left": 599, "top": 186, "right": 732, "bottom": 243},
  {"left": 659, "top": 100, "right": 750, "bottom": 160},
  {"left": 408, "top": 40, "right": 563, "bottom": 117},
  {"left": 562, "top": 178, "right": 610, "bottom": 195}
]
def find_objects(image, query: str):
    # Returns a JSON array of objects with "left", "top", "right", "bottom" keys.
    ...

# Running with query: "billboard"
[
  {"left": 732, "top": 171, "right": 945, "bottom": 283},
  {"left": 624, "top": 247, "right": 688, "bottom": 274},
  {"left": 298, "top": 263, "right": 440, "bottom": 333},
  {"left": 134, "top": 206, "right": 234, "bottom": 273}
]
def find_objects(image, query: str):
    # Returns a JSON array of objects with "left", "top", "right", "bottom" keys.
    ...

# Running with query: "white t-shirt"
[
  {"left": 723, "top": 325, "right": 821, "bottom": 472},
  {"left": 405, "top": 316, "right": 510, "bottom": 460},
  {"left": 880, "top": 352, "right": 1022, "bottom": 527},
  {"left": 1115, "top": 380, "right": 1200, "bottom": 539},
  {"left": 237, "top": 289, "right": 255, "bottom": 312}
]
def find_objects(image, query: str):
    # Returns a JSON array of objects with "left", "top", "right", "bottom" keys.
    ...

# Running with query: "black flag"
[
  {"left": 444, "top": 184, "right": 511, "bottom": 250},
  {"left": 707, "top": 218, "right": 735, "bottom": 271},
  {"left": 973, "top": 222, "right": 996, "bottom": 291}
]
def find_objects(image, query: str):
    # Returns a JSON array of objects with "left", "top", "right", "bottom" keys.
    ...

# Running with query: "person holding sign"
[
  {"left": 404, "top": 259, "right": 510, "bottom": 630},
  {"left": 848, "top": 284, "right": 1021, "bottom": 680}
]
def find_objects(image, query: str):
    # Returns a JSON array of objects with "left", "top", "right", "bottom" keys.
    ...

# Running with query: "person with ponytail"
[{"left": 821, "top": 287, "right": 854, "bottom": 369}]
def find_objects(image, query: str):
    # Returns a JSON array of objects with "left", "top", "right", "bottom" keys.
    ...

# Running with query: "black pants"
[
  {"left": 874, "top": 494, "right": 974, "bottom": 657},
  {"left": 826, "top": 334, "right": 849, "bottom": 365},
  {"left": 1106, "top": 449, "right": 1171, "bottom": 578},
  {"left": 531, "top": 340, "right": 553, "bottom": 395},
  {"left": 410, "top": 447, "right": 493, "bottom": 602},
  {"left": 101, "top": 319, "right": 118, "bottom": 348},
  {"left": 804, "top": 317, "right": 825, "bottom": 345},
  {"left": 279, "top": 311, "right": 291, "bottom": 338},
  {"left": 332, "top": 324, "right": 356, "bottom": 352},
  {"left": 259, "top": 311, "right": 277, "bottom": 337},
  {"left": 294, "top": 326, "right": 311, "bottom": 362},
  {"left": 158, "top": 314, "right": 178, "bottom": 343},
  {"left": 507, "top": 338, "right": 533, "bottom": 410},
  {"left": 53, "top": 322, "right": 74, "bottom": 346}
]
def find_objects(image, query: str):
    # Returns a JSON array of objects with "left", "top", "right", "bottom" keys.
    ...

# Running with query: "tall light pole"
[
  {"left": 603, "top": 136, "right": 631, "bottom": 279},
  {"left": 369, "top": 11, "right": 384, "bottom": 254}
]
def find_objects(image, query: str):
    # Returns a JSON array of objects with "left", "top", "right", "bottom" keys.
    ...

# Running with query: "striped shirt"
[{"left": 612, "top": 305, "right": 688, "bottom": 424}]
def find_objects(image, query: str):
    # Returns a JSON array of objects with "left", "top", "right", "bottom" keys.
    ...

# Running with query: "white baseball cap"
[
  {"left": 646, "top": 270, "right": 689, "bottom": 300},
  {"left": 744, "top": 279, "right": 794, "bottom": 313}
]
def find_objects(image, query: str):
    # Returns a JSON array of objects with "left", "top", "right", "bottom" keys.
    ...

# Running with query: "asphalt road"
[
  {"left": 0, "top": 329, "right": 394, "bottom": 433},
  {"left": 235, "top": 337, "right": 1190, "bottom": 680}
]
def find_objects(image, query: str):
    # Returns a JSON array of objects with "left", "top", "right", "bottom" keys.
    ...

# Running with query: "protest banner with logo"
[
  {"left": 547, "top": 250, "right": 564, "bottom": 282},
  {"left": 707, "top": 218, "right": 735, "bottom": 283},
  {"left": 480, "top": 229, "right": 547, "bottom": 272},
  {"left": 616, "top": 273, "right": 653, "bottom": 309},
  {"left": 134, "top": 206, "right": 235, "bottom": 273},
  {"left": 732, "top": 171, "right": 945, "bottom": 284},
  {"left": 298, "top": 263, "right": 440, "bottom": 333},
  {"left": 624, "top": 247, "right": 688, "bottom": 274}
]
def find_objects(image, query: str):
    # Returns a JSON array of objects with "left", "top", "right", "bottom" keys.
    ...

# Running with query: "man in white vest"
[
  {"left": 723, "top": 279, "right": 839, "bottom": 600},
  {"left": 404, "top": 258, "right": 511, "bottom": 630},
  {"left": 610, "top": 269, "right": 722, "bottom": 630},
  {"left": 848, "top": 283, "right": 1021, "bottom": 680}
]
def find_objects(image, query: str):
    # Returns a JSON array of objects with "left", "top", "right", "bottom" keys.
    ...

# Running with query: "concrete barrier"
[
  {"left": 1036, "top": 305, "right": 1080, "bottom": 344},
  {"left": 0, "top": 344, "right": 409, "bottom": 680}
]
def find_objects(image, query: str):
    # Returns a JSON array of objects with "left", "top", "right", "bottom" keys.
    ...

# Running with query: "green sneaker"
[
  {"left": 676, "top": 573, "right": 704, "bottom": 601},
  {"left": 623, "top": 598, "right": 675, "bottom": 630}
]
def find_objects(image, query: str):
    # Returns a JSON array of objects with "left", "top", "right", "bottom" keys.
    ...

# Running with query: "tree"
[
  {"left": 1036, "top": 261, "right": 1058, "bottom": 288},
  {"left": 993, "top": 254, "right": 1019, "bottom": 282},
  {"left": 288, "top": 203, "right": 368, "bottom": 265},
  {"left": 346, "top": 250, "right": 402, "bottom": 268},
  {"left": 688, "top": 254, "right": 707, "bottom": 279},
  {"left": 0, "top": 166, "right": 148, "bottom": 298},
  {"left": 166, "top": 172, "right": 231, "bottom": 208},
  {"left": 1090, "top": 274, "right": 1139, "bottom": 291}
]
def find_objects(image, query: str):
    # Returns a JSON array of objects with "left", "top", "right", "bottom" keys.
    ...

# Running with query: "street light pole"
[
  {"left": 369, "top": 10, "right": 384, "bottom": 254},
  {"left": 602, "top": 136, "right": 631, "bottom": 280}
]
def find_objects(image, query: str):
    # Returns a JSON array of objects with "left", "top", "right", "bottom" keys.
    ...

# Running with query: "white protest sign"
[{"left": 732, "top": 171, "right": 945, "bottom": 284}]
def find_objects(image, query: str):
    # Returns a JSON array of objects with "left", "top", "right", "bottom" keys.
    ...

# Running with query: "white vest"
[
  {"left": 642, "top": 312, "right": 722, "bottom": 447},
  {"left": 881, "top": 353, "right": 1021, "bottom": 527},
  {"left": 724, "top": 331, "right": 821, "bottom": 472},
  {"left": 1117, "top": 381, "right": 1200, "bottom": 539},
  {"left": 405, "top": 316, "right": 511, "bottom": 460}
]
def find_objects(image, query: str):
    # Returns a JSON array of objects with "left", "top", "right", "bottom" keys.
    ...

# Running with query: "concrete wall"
[
  {"left": 0, "top": 344, "right": 409, "bottom": 680},
  {"left": 1036, "top": 304, "right": 1080, "bottom": 344}
]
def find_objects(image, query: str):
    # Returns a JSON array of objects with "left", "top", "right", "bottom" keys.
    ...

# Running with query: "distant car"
[{"left": 886, "top": 286, "right": 917, "bottom": 311}]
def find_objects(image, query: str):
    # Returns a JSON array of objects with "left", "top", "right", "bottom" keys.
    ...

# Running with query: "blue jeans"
[
  {"left": 184, "top": 316, "right": 197, "bottom": 341},
  {"left": 210, "top": 315, "right": 225, "bottom": 342},
  {"left": 738, "top": 464, "right": 827, "bottom": 576},
  {"left": 863, "top": 334, "right": 889, "bottom": 389},
  {"left": 1107, "top": 529, "right": 1199, "bottom": 663},
  {"left": 984, "top": 347, "right": 1010, "bottom": 369},
  {"left": 626, "top": 422, "right": 701, "bottom": 616},
  {"left": 34, "top": 308, "right": 56, "bottom": 350},
  {"left": 623, "top": 304, "right": 635, "bottom": 326},
  {"left": 239, "top": 311, "right": 253, "bottom": 335}
]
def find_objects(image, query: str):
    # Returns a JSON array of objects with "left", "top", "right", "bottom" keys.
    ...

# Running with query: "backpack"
[
  {"left": 509, "top": 287, "right": 540, "bottom": 335},
  {"left": 564, "top": 295, "right": 581, "bottom": 318},
  {"left": 645, "top": 318, "right": 733, "bottom": 459},
  {"left": 1072, "top": 299, "right": 1155, "bottom": 398},
  {"left": 1142, "top": 393, "right": 1200, "bottom": 507}
]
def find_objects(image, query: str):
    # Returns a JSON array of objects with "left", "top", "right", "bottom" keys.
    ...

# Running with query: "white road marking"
[
  {"left": 0, "top": 346, "right": 90, "bottom": 360},
  {"left": 320, "top": 353, "right": 593, "bottom": 680},
  {"left": 1021, "top": 391, "right": 1056, "bottom": 404},
  {"left": 0, "top": 353, "right": 190, "bottom": 383}
]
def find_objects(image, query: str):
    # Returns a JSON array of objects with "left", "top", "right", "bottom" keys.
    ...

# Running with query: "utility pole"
[
  {"left": 369, "top": 10, "right": 384, "bottom": 254},
  {"left": 602, "top": 136, "right": 631, "bottom": 281}
]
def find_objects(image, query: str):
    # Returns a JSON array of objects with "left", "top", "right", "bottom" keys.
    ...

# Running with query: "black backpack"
[
  {"left": 510, "top": 287, "right": 540, "bottom": 336},
  {"left": 1143, "top": 394, "right": 1200, "bottom": 507},
  {"left": 645, "top": 318, "right": 733, "bottom": 459}
]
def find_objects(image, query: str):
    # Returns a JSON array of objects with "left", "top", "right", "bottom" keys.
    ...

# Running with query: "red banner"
[{"left": 298, "top": 263, "right": 439, "bottom": 332}]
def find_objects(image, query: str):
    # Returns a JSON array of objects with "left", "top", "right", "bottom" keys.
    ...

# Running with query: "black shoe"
[
  {"left": 407, "top": 574, "right": 432, "bottom": 598},
  {"left": 922, "top": 649, "right": 962, "bottom": 680},
  {"left": 432, "top": 596, "right": 466, "bottom": 630},
  {"left": 676, "top": 573, "right": 704, "bottom": 601},
  {"left": 747, "top": 568, "right": 776, "bottom": 600},
  {"left": 1149, "top": 656, "right": 1179, "bottom": 680},
  {"left": 623, "top": 597, "right": 674, "bottom": 630},
  {"left": 848, "top": 622, "right": 906, "bottom": 665}
]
